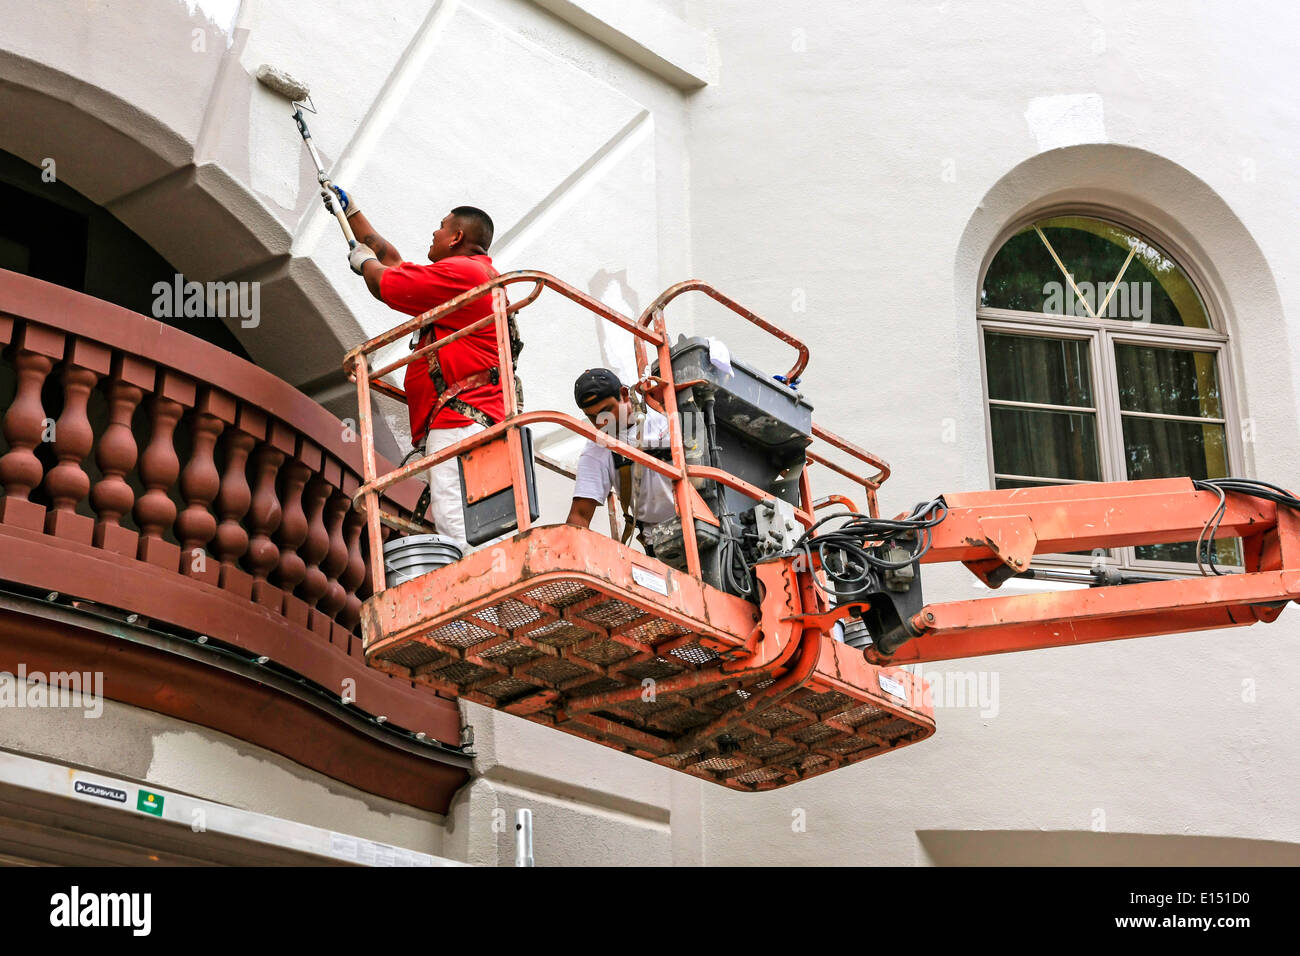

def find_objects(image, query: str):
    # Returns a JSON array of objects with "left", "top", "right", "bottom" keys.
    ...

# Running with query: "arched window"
[{"left": 978, "top": 214, "right": 1239, "bottom": 570}]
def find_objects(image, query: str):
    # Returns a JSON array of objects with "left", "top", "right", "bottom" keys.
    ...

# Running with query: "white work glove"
[
  {"left": 349, "top": 244, "right": 378, "bottom": 275},
  {"left": 327, "top": 184, "right": 362, "bottom": 218}
]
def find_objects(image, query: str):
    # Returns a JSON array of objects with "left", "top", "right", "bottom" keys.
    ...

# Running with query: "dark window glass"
[
  {"left": 1115, "top": 345, "right": 1222, "bottom": 419},
  {"left": 1121, "top": 416, "right": 1237, "bottom": 565},
  {"left": 1121, "top": 418, "right": 1227, "bottom": 481},
  {"left": 990, "top": 407, "right": 1101, "bottom": 482},
  {"left": 986, "top": 333, "right": 1093, "bottom": 406},
  {"left": 980, "top": 216, "right": 1211, "bottom": 328},
  {"left": 980, "top": 228, "right": 1063, "bottom": 312}
]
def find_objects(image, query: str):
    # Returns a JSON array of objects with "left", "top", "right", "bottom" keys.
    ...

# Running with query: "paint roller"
[{"left": 254, "top": 64, "right": 358, "bottom": 249}]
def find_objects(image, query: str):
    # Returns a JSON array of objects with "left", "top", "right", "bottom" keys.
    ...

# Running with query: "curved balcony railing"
[{"left": 0, "top": 269, "right": 467, "bottom": 811}]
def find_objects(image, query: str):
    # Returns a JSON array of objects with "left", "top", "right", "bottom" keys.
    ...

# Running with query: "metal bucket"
[{"left": 383, "top": 534, "right": 463, "bottom": 588}]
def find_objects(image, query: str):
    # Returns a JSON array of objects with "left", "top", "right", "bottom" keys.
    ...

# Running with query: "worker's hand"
[
  {"left": 325, "top": 185, "right": 362, "bottom": 218},
  {"left": 348, "top": 243, "right": 379, "bottom": 275}
]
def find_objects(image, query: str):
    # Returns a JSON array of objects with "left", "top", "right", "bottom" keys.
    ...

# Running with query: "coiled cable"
[
  {"left": 790, "top": 498, "right": 948, "bottom": 598},
  {"left": 1192, "top": 477, "right": 1300, "bottom": 576}
]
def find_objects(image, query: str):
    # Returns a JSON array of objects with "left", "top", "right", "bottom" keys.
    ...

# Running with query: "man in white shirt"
[{"left": 566, "top": 368, "right": 677, "bottom": 555}]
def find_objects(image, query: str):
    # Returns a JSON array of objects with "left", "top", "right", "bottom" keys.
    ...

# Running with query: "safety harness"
[
  {"left": 609, "top": 392, "right": 673, "bottom": 545},
  {"left": 405, "top": 309, "right": 524, "bottom": 520},
  {"left": 416, "top": 310, "right": 524, "bottom": 437}
]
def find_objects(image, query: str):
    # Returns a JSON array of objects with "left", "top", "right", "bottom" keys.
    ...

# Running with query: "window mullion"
[
  {"left": 989, "top": 398, "right": 1099, "bottom": 414},
  {"left": 1096, "top": 327, "right": 1134, "bottom": 570},
  {"left": 979, "top": 319, "right": 1110, "bottom": 568}
]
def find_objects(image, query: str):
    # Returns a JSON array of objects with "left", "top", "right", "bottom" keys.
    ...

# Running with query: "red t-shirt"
[{"left": 379, "top": 255, "right": 504, "bottom": 441}]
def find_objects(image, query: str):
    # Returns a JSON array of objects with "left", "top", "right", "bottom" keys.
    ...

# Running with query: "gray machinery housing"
[
  {"left": 647, "top": 337, "right": 927, "bottom": 650},
  {"left": 649, "top": 336, "right": 813, "bottom": 597}
]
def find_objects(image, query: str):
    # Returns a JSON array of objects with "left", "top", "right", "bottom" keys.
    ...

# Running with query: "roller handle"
[
  {"left": 320, "top": 180, "right": 359, "bottom": 248},
  {"left": 292, "top": 108, "right": 357, "bottom": 248}
]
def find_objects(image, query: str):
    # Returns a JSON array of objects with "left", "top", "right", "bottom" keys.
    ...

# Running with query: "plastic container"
[{"left": 382, "top": 533, "right": 463, "bottom": 588}]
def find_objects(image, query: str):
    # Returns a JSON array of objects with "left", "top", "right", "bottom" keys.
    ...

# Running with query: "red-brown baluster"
[
  {"left": 0, "top": 323, "right": 63, "bottom": 532},
  {"left": 298, "top": 472, "right": 333, "bottom": 638},
  {"left": 177, "top": 388, "right": 234, "bottom": 585},
  {"left": 134, "top": 371, "right": 195, "bottom": 568},
  {"left": 337, "top": 497, "right": 366, "bottom": 633},
  {"left": 43, "top": 338, "right": 112, "bottom": 544},
  {"left": 247, "top": 421, "right": 294, "bottom": 609},
  {"left": 347, "top": 524, "right": 388, "bottom": 659},
  {"left": 274, "top": 437, "right": 313, "bottom": 627},
  {"left": 92, "top": 355, "right": 153, "bottom": 557},
  {"left": 318, "top": 478, "right": 351, "bottom": 624},
  {"left": 213, "top": 405, "right": 264, "bottom": 600}
]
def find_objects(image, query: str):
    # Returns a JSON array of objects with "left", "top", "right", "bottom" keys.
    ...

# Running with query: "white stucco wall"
[
  {"left": 686, "top": 0, "right": 1300, "bottom": 864},
  {"left": 3, "top": 0, "right": 1299, "bottom": 864}
]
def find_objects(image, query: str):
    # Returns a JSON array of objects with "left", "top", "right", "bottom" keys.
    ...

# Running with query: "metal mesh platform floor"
[{"left": 362, "top": 527, "right": 934, "bottom": 791}]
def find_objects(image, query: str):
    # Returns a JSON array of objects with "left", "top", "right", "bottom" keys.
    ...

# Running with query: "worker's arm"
[
  {"left": 326, "top": 187, "right": 403, "bottom": 300},
  {"left": 566, "top": 497, "right": 598, "bottom": 528},
  {"left": 349, "top": 209, "right": 403, "bottom": 268},
  {"left": 349, "top": 207, "right": 404, "bottom": 301},
  {"left": 568, "top": 444, "right": 613, "bottom": 529},
  {"left": 355, "top": 254, "right": 388, "bottom": 300}
]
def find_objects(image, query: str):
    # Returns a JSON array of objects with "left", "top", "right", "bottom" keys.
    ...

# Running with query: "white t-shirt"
[{"left": 573, "top": 408, "right": 678, "bottom": 525}]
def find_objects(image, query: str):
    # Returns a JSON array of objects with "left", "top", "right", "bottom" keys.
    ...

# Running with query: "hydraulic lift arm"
[{"left": 789, "top": 476, "right": 1300, "bottom": 667}]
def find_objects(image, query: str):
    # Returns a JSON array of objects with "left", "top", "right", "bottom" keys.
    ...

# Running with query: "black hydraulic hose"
[
  {"left": 790, "top": 498, "right": 948, "bottom": 598},
  {"left": 700, "top": 394, "right": 755, "bottom": 596},
  {"left": 1191, "top": 477, "right": 1300, "bottom": 576}
]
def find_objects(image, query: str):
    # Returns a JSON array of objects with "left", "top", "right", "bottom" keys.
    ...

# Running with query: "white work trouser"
[{"left": 422, "top": 422, "right": 485, "bottom": 553}]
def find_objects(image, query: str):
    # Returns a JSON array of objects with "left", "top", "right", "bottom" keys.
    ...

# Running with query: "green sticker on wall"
[{"left": 137, "top": 790, "right": 164, "bottom": 816}]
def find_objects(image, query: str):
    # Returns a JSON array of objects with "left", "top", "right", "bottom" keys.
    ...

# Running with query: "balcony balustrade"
[{"left": 0, "top": 269, "right": 467, "bottom": 811}]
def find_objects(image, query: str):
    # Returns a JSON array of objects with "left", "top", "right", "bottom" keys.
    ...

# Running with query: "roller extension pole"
[
  {"left": 254, "top": 64, "right": 357, "bottom": 248},
  {"left": 292, "top": 107, "right": 358, "bottom": 249}
]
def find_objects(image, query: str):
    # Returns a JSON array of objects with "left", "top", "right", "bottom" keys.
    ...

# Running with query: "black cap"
[{"left": 574, "top": 368, "right": 624, "bottom": 409}]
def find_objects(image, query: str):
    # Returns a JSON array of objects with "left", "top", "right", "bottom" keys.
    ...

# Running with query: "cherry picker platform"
[{"left": 343, "top": 272, "right": 1300, "bottom": 791}]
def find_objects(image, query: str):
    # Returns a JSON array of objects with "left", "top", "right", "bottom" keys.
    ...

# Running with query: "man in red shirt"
[{"left": 338, "top": 193, "right": 503, "bottom": 550}]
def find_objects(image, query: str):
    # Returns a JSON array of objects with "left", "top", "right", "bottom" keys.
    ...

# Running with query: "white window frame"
[{"left": 977, "top": 211, "right": 1244, "bottom": 575}]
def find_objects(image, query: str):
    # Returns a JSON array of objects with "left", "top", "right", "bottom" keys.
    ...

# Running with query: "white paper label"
[
  {"left": 877, "top": 673, "right": 908, "bottom": 703},
  {"left": 331, "top": 832, "right": 437, "bottom": 867},
  {"left": 631, "top": 565, "right": 669, "bottom": 595},
  {"left": 330, "top": 832, "right": 359, "bottom": 862}
]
